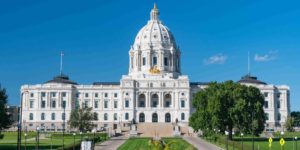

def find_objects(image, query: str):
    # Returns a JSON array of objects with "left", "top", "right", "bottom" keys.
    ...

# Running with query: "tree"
[
  {"left": 285, "top": 116, "right": 295, "bottom": 132},
  {"left": 0, "top": 85, "right": 12, "bottom": 134},
  {"left": 68, "top": 107, "right": 95, "bottom": 132},
  {"left": 189, "top": 81, "right": 265, "bottom": 140},
  {"left": 291, "top": 111, "right": 300, "bottom": 127}
]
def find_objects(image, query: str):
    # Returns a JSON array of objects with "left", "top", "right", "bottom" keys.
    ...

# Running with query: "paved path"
[
  {"left": 94, "top": 136, "right": 127, "bottom": 150},
  {"left": 183, "top": 136, "right": 224, "bottom": 150}
]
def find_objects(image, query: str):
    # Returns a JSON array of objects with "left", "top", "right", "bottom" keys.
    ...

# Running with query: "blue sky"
[{"left": 0, "top": 0, "right": 299, "bottom": 111}]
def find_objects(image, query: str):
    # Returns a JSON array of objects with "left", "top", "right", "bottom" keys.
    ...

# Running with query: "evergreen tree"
[{"left": 0, "top": 85, "right": 12, "bottom": 134}]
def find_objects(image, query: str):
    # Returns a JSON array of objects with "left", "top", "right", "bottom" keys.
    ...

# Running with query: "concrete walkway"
[
  {"left": 94, "top": 136, "right": 127, "bottom": 150},
  {"left": 183, "top": 136, "right": 224, "bottom": 150}
]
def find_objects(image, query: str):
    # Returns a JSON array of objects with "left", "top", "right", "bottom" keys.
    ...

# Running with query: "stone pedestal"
[
  {"left": 128, "top": 124, "right": 138, "bottom": 137},
  {"left": 173, "top": 125, "right": 181, "bottom": 137}
]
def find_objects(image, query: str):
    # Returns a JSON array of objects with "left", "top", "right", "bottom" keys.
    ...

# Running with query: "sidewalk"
[
  {"left": 183, "top": 136, "right": 224, "bottom": 150},
  {"left": 94, "top": 136, "right": 127, "bottom": 150}
]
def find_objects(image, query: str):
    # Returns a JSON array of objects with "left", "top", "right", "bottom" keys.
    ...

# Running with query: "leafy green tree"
[
  {"left": 285, "top": 117, "right": 295, "bottom": 132},
  {"left": 189, "top": 81, "right": 265, "bottom": 140},
  {"left": 0, "top": 85, "right": 12, "bottom": 134},
  {"left": 291, "top": 111, "right": 300, "bottom": 127},
  {"left": 68, "top": 107, "right": 95, "bottom": 132}
]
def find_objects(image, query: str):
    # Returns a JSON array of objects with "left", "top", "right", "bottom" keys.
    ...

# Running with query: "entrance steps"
[{"left": 137, "top": 123, "right": 174, "bottom": 137}]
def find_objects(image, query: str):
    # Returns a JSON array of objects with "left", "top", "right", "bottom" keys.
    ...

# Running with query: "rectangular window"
[
  {"left": 41, "top": 92, "right": 46, "bottom": 97},
  {"left": 51, "top": 100, "right": 56, "bottom": 108},
  {"left": 114, "top": 113, "right": 118, "bottom": 121},
  {"left": 62, "top": 100, "right": 66, "bottom": 108},
  {"left": 264, "top": 92, "right": 268, "bottom": 97},
  {"left": 62, "top": 92, "right": 66, "bottom": 97},
  {"left": 85, "top": 93, "right": 89, "bottom": 98},
  {"left": 104, "top": 93, "right": 108, "bottom": 98},
  {"left": 264, "top": 101, "right": 269, "bottom": 108},
  {"left": 142, "top": 57, "right": 146, "bottom": 66},
  {"left": 114, "top": 93, "right": 118, "bottom": 98},
  {"left": 277, "top": 100, "right": 281, "bottom": 109},
  {"left": 114, "top": 101, "right": 118, "bottom": 109},
  {"left": 94, "top": 100, "right": 99, "bottom": 108},
  {"left": 181, "top": 100, "right": 185, "bottom": 108},
  {"left": 125, "top": 100, "right": 129, "bottom": 108},
  {"left": 125, "top": 113, "right": 129, "bottom": 120},
  {"left": 164, "top": 57, "right": 168, "bottom": 66},
  {"left": 30, "top": 93, "right": 34, "bottom": 97},
  {"left": 265, "top": 113, "right": 269, "bottom": 120},
  {"left": 104, "top": 101, "right": 108, "bottom": 108},
  {"left": 41, "top": 101, "right": 46, "bottom": 108},
  {"left": 51, "top": 92, "right": 56, "bottom": 97},
  {"left": 95, "top": 93, "right": 98, "bottom": 98},
  {"left": 153, "top": 57, "right": 157, "bottom": 65},
  {"left": 84, "top": 101, "right": 89, "bottom": 108},
  {"left": 30, "top": 100, "right": 34, "bottom": 108},
  {"left": 62, "top": 113, "right": 65, "bottom": 120},
  {"left": 278, "top": 114, "right": 281, "bottom": 121}
]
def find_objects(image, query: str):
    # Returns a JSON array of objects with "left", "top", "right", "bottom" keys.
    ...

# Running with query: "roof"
[
  {"left": 45, "top": 74, "right": 78, "bottom": 85},
  {"left": 93, "top": 82, "right": 120, "bottom": 85},
  {"left": 190, "top": 82, "right": 210, "bottom": 86},
  {"left": 238, "top": 74, "right": 267, "bottom": 85}
]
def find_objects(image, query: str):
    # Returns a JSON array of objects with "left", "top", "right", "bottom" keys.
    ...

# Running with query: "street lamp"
[
  {"left": 281, "top": 131, "right": 285, "bottom": 150},
  {"left": 225, "top": 131, "right": 229, "bottom": 150},
  {"left": 24, "top": 133, "right": 27, "bottom": 150},
  {"left": 241, "top": 133, "right": 244, "bottom": 150},
  {"left": 73, "top": 133, "right": 76, "bottom": 150},
  {"left": 80, "top": 131, "right": 83, "bottom": 143},
  {"left": 232, "top": 131, "right": 235, "bottom": 150},
  {"left": 295, "top": 137, "right": 298, "bottom": 150},
  {"left": 92, "top": 129, "right": 97, "bottom": 150},
  {"left": 36, "top": 127, "right": 40, "bottom": 150}
]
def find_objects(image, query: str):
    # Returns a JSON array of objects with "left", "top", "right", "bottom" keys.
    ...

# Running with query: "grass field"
[
  {"left": 117, "top": 137, "right": 196, "bottom": 150},
  {"left": 206, "top": 132, "right": 300, "bottom": 150},
  {"left": 0, "top": 132, "right": 108, "bottom": 150}
]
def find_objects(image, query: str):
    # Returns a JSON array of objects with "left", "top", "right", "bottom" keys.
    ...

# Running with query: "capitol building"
[{"left": 21, "top": 4, "right": 290, "bottom": 134}]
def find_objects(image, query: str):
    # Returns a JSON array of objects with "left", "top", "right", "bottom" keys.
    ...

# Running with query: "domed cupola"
[
  {"left": 133, "top": 4, "right": 177, "bottom": 50},
  {"left": 128, "top": 4, "right": 181, "bottom": 79}
]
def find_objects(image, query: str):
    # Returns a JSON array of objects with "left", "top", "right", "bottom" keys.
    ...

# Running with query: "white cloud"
[
  {"left": 204, "top": 54, "right": 227, "bottom": 65},
  {"left": 254, "top": 51, "right": 278, "bottom": 62}
]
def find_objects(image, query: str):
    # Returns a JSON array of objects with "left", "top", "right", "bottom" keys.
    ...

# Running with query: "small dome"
[
  {"left": 238, "top": 74, "right": 266, "bottom": 85},
  {"left": 133, "top": 4, "right": 177, "bottom": 50},
  {"left": 45, "top": 74, "right": 78, "bottom": 85}
]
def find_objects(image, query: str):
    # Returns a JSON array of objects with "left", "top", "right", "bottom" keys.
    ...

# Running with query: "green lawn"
[
  {"left": 117, "top": 137, "right": 196, "bottom": 150},
  {"left": 0, "top": 132, "right": 108, "bottom": 150},
  {"left": 205, "top": 132, "right": 300, "bottom": 150}
]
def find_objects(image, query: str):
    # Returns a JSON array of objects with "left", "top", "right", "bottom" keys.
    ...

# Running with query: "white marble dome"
[{"left": 133, "top": 4, "right": 177, "bottom": 49}]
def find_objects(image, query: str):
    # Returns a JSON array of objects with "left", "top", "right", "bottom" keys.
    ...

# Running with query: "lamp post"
[
  {"left": 241, "top": 133, "right": 244, "bottom": 150},
  {"left": 295, "top": 137, "right": 298, "bottom": 150},
  {"left": 36, "top": 127, "right": 40, "bottom": 150},
  {"left": 92, "top": 129, "right": 96, "bottom": 150},
  {"left": 62, "top": 101, "right": 66, "bottom": 150},
  {"left": 80, "top": 131, "right": 83, "bottom": 143},
  {"left": 73, "top": 133, "right": 76, "bottom": 150},
  {"left": 225, "top": 131, "right": 229, "bottom": 150},
  {"left": 281, "top": 131, "right": 284, "bottom": 150},
  {"left": 232, "top": 131, "right": 235, "bottom": 150},
  {"left": 24, "top": 133, "right": 27, "bottom": 150}
]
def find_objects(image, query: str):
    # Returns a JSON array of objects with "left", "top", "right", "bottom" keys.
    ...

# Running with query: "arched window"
[
  {"left": 41, "top": 113, "right": 45, "bottom": 120},
  {"left": 139, "top": 113, "right": 145, "bottom": 122},
  {"left": 104, "top": 113, "right": 108, "bottom": 121},
  {"left": 165, "top": 113, "right": 171, "bottom": 123},
  {"left": 51, "top": 113, "right": 55, "bottom": 120},
  {"left": 152, "top": 113, "right": 158, "bottom": 123},
  {"left": 138, "top": 94, "right": 146, "bottom": 107},
  {"left": 164, "top": 94, "right": 172, "bottom": 108},
  {"left": 151, "top": 94, "right": 159, "bottom": 107},
  {"left": 181, "top": 113, "right": 185, "bottom": 121},
  {"left": 125, "top": 113, "right": 129, "bottom": 120},
  {"left": 29, "top": 113, "right": 34, "bottom": 120}
]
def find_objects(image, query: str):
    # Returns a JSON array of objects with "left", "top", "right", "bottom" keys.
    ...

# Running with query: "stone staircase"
[{"left": 137, "top": 123, "right": 174, "bottom": 137}]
